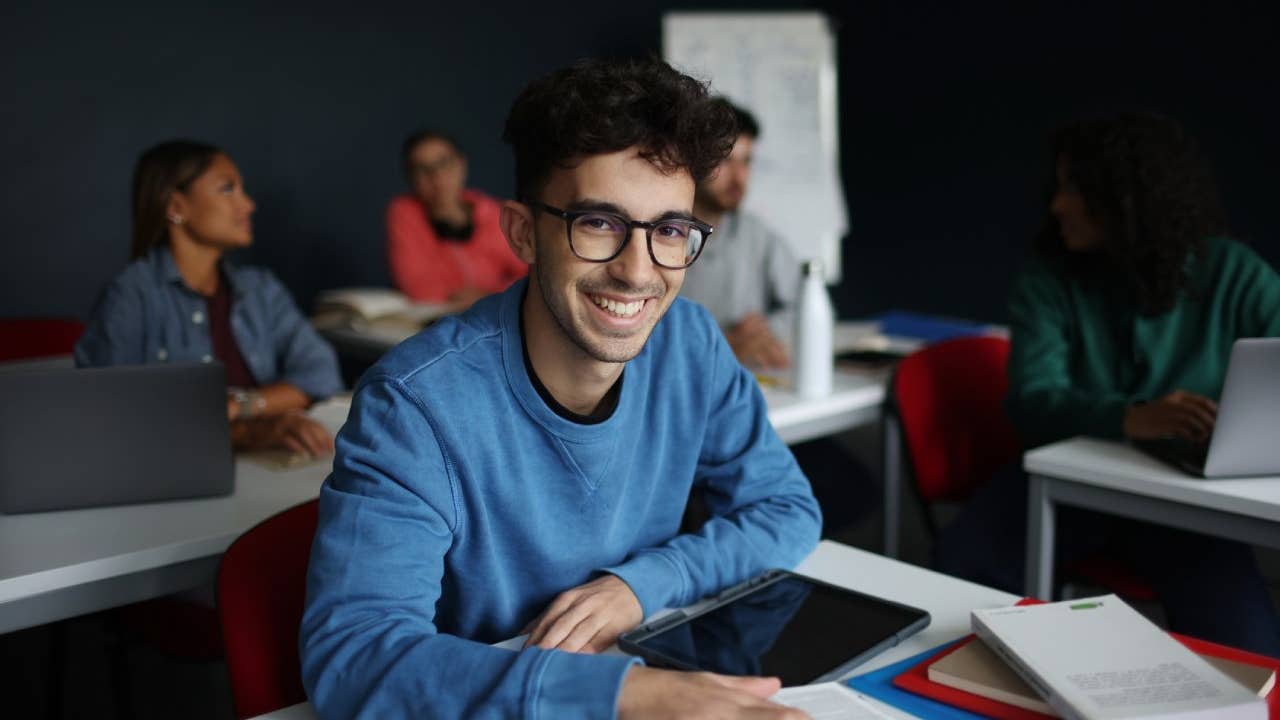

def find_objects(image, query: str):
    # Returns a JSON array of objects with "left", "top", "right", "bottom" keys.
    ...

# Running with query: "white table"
[
  {"left": 1023, "top": 436, "right": 1280, "bottom": 599},
  {"left": 0, "top": 401, "right": 347, "bottom": 635},
  {"left": 249, "top": 539, "right": 1019, "bottom": 720}
]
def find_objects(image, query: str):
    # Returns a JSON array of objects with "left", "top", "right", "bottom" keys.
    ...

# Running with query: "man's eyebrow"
[{"left": 566, "top": 198, "right": 696, "bottom": 222}]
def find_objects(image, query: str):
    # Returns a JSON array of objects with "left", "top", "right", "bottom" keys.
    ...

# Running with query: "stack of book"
[{"left": 890, "top": 595, "right": 1275, "bottom": 720}]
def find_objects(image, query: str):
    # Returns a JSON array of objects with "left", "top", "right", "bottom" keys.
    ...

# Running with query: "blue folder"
[
  {"left": 874, "top": 311, "right": 985, "bottom": 344},
  {"left": 844, "top": 639, "right": 985, "bottom": 719}
]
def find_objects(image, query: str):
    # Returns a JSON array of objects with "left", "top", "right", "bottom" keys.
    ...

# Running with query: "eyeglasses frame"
[{"left": 527, "top": 201, "right": 714, "bottom": 270}]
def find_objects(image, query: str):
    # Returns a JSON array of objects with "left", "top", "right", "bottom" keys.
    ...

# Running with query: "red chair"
[
  {"left": 218, "top": 499, "right": 319, "bottom": 719},
  {"left": 886, "top": 335, "right": 1154, "bottom": 601},
  {"left": 0, "top": 317, "right": 84, "bottom": 361}
]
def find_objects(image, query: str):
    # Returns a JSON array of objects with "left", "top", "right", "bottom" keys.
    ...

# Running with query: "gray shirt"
[{"left": 681, "top": 210, "right": 801, "bottom": 329}]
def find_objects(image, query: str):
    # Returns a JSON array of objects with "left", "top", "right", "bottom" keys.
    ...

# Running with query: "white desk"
[
  {"left": 1023, "top": 436, "right": 1280, "bottom": 599},
  {"left": 249, "top": 539, "right": 1019, "bottom": 720},
  {"left": 763, "top": 368, "right": 885, "bottom": 446},
  {"left": 0, "top": 401, "right": 347, "bottom": 635}
]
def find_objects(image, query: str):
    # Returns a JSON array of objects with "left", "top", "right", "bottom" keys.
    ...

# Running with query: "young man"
[
  {"left": 680, "top": 99, "right": 799, "bottom": 371},
  {"left": 301, "top": 59, "right": 821, "bottom": 718}
]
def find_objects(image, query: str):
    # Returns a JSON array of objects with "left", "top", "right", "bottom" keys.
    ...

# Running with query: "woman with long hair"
[
  {"left": 76, "top": 140, "right": 342, "bottom": 456},
  {"left": 937, "top": 113, "right": 1280, "bottom": 654}
]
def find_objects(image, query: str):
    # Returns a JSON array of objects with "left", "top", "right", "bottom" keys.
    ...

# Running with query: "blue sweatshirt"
[{"left": 301, "top": 279, "right": 822, "bottom": 718}]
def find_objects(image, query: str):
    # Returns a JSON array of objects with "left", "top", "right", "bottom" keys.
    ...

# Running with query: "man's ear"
[{"left": 500, "top": 200, "right": 537, "bottom": 265}]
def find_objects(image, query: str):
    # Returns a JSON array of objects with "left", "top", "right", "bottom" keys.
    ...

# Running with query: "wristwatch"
[{"left": 231, "top": 388, "right": 266, "bottom": 419}]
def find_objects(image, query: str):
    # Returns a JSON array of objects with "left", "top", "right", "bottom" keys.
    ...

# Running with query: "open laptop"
[
  {"left": 0, "top": 362, "right": 234, "bottom": 513},
  {"left": 1136, "top": 338, "right": 1280, "bottom": 478}
]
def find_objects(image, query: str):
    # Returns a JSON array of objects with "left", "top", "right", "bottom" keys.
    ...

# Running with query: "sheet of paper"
[{"left": 773, "top": 683, "right": 893, "bottom": 719}]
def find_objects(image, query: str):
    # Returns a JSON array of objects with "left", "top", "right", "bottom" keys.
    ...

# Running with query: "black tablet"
[{"left": 617, "top": 569, "right": 930, "bottom": 686}]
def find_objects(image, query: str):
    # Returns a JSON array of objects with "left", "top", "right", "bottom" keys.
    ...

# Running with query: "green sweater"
[{"left": 1007, "top": 237, "right": 1280, "bottom": 448}]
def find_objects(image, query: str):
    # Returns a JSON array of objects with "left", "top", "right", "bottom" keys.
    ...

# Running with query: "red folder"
[{"left": 892, "top": 598, "right": 1280, "bottom": 720}]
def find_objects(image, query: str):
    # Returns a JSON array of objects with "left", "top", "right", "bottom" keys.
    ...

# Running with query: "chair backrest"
[
  {"left": 891, "top": 336, "right": 1022, "bottom": 504},
  {"left": 218, "top": 499, "right": 319, "bottom": 719},
  {"left": 0, "top": 318, "right": 84, "bottom": 362}
]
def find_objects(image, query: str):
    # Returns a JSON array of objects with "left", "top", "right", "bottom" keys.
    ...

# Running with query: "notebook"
[{"left": 0, "top": 363, "right": 234, "bottom": 513}]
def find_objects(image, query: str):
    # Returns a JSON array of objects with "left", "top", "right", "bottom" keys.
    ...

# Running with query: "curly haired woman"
[{"left": 937, "top": 112, "right": 1280, "bottom": 655}]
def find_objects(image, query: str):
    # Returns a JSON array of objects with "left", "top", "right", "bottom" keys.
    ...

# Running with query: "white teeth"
[{"left": 592, "top": 295, "right": 643, "bottom": 318}]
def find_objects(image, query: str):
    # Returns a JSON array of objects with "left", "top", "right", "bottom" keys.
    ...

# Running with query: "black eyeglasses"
[{"left": 528, "top": 201, "right": 713, "bottom": 269}]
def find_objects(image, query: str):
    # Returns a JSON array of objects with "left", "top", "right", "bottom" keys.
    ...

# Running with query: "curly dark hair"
[
  {"left": 1037, "top": 112, "right": 1227, "bottom": 314},
  {"left": 502, "top": 57, "right": 738, "bottom": 202},
  {"left": 712, "top": 97, "right": 760, "bottom": 139}
]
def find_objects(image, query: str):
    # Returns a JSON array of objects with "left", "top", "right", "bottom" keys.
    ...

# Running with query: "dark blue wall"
[{"left": 2, "top": 1, "right": 1276, "bottom": 324}]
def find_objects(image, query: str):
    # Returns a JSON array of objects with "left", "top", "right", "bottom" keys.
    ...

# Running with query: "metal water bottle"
[{"left": 793, "top": 259, "right": 833, "bottom": 398}]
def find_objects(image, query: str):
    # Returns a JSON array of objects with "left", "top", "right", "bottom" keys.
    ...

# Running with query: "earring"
[{"left": 168, "top": 213, "right": 184, "bottom": 225}]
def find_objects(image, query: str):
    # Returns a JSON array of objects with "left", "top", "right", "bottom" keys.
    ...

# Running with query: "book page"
[{"left": 773, "top": 683, "right": 892, "bottom": 719}]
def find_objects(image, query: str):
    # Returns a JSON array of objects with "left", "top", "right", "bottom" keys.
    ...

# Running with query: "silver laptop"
[
  {"left": 0, "top": 363, "right": 234, "bottom": 513},
  {"left": 1136, "top": 338, "right": 1280, "bottom": 478}
]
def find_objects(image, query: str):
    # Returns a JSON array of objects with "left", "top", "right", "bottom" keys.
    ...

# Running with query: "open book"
[{"left": 311, "top": 287, "right": 452, "bottom": 334}]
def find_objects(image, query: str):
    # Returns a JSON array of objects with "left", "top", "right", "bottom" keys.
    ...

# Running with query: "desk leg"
[
  {"left": 1026, "top": 473, "right": 1055, "bottom": 600},
  {"left": 882, "top": 415, "right": 902, "bottom": 559}
]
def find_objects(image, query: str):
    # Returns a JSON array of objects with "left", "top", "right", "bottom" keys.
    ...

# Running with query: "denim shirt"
[{"left": 75, "top": 247, "right": 343, "bottom": 400}]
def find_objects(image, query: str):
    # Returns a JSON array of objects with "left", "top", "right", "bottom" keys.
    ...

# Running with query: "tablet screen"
[{"left": 626, "top": 574, "right": 928, "bottom": 686}]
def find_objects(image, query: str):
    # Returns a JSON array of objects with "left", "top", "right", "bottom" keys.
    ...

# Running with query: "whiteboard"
[{"left": 664, "top": 11, "right": 847, "bottom": 282}]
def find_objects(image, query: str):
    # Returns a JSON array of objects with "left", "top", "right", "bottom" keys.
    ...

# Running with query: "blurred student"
[
  {"left": 683, "top": 98, "right": 872, "bottom": 537},
  {"left": 681, "top": 100, "right": 798, "bottom": 370},
  {"left": 936, "top": 113, "right": 1280, "bottom": 654},
  {"left": 386, "top": 131, "right": 527, "bottom": 305},
  {"left": 76, "top": 140, "right": 342, "bottom": 457}
]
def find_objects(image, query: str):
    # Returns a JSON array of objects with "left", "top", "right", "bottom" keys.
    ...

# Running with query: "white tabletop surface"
[
  {"left": 249, "top": 539, "right": 1018, "bottom": 719},
  {"left": 1024, "top": 436, "right": 1280, "bottom": 521},
  {"left": 763, "top": 368, "right": 886, "bottom": 434}
]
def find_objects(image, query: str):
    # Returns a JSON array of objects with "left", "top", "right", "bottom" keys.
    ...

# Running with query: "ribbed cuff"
[
  {"left": 601, "top": 551, "right": 687, "bottom": 619},
  {"left": 528, "top": 648, "right": 640, "bottom": 720}
]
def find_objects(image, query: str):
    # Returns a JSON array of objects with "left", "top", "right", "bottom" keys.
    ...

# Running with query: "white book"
[{"left": 972, "top": 595, "right": 1265, "bottom": 720}]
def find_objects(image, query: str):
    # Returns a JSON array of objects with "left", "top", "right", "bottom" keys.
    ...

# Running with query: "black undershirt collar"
[{"left": 519, "top": 307, "right": 622, "bottom": 425}]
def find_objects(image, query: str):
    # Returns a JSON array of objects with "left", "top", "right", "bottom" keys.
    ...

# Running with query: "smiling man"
[{"left": 301, "top": 58, "right": 821, "bottom": 719}]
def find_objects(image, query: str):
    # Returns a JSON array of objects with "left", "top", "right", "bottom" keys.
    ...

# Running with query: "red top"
[
  {"left": 385, "top": 190, "right": 527, "bottom": 302},
  {"left": 206, "top": 273, "right": 256, "bottom": 388}
]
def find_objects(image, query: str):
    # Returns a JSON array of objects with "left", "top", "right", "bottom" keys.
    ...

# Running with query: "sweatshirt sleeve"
[
  {"left": 1005, "top": 264, "right": 1130, "bottom": 448},
  {"left": 601, "top": 314, "right": 822, "bottom": 616},
  {"left": 386, "top": 196, "right": 461, "bottom": 303},
  {"left": 300, "top": 376, "right": 637, "bottom": 719}
]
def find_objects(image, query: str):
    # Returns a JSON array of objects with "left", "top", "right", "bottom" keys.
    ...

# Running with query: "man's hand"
[
  {"left": 522, "top": 574, "right": 643, "bottom": 654},
  {"left": 727, "top": 313, "right": 790, "bottom": 370},
  {"left": 233, "top": 411, "right": 335, "bottom": 457},
  {"left": 1123, "top": 389, "right": 1218, "bottom": 443},
  {"left": 617, "top": 666, "right": 809, "bottom": 719}
]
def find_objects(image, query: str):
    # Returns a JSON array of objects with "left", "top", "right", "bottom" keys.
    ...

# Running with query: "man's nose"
[{"left": 608, "top": 227, "right": 658, "bottom": 286}]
